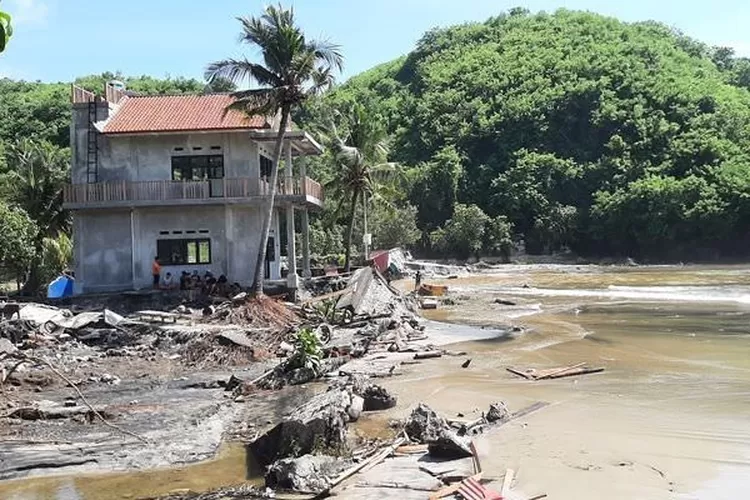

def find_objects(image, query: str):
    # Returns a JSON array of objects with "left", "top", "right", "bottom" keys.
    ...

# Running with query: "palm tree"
[
  {"left": 205, "top": 4, "right": 342, "bottom": 295},
  {"left": 2, "top": 139, "right": 70, "bottom": 237},
  {"left": 326, "top": 103, "right": 397, "bottom": 272}
]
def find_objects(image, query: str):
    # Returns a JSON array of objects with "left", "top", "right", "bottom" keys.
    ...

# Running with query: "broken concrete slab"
[
  {"left": 250, "top": 388, "right": 358, "bottom": 467},
  {"left": 427, "top": 429, "right": 473, "bottom": 459}
]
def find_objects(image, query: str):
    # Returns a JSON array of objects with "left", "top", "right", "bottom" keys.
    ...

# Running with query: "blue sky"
[{"left": 1, "top": 0, "right": 749, "bottom": 84}]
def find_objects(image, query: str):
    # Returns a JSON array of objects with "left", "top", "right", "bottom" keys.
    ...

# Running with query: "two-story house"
[{"left": 64, "top": 83, "right": 323, "bottom": 294}]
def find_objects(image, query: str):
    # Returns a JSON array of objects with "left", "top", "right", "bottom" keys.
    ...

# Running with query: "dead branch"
[{"left": 8, "top": 353, "right": 149, "bottom": 444}]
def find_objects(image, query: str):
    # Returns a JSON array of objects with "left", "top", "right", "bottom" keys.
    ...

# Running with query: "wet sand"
[
  {"left": 3, "top": 265, "right": 749, "bottom": 499},
  {"left": 379, "top": 265, "right": 750, "bottom": 499}
]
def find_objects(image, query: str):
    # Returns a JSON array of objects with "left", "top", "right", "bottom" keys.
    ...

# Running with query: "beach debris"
[
  {"left": 458, "top": 474, "right": 502, "bottom": 500},
  {"left": 361, "top": 384, "right": 397, "bottom": 411},
  {"left": 419, "top": 284, "right": 448, "bottom": 296},
  {"left": 429, "top": 472, "right": 484, "bottom": 500},
  {"left": 486, "top": 402, "right": 510, "bottom": 423},
  {"left": 265, "top": 454, "right": 350, "bottom": 492},
  {"left": 507, "top": 362, "right": 605, "bottom": 380},
  {"left": 421, "top": 298, "right": 439, "bottom": 309},
  {"left": 428, "top": 429, "right": 474, "bottom": 459},
  {"left": 405, "top": 403, "right": 449, "bottom": 443},
  {"left": 494, "top": 298, "right": 516, "bottom": 306},
  {"left": 414, "top": 350, "right": 443, "bottom": 360},
  {"left": 250, "top": 387, "right": 360, "bottom": 467},
  {"left": 461, "top": 358, "right": 472, "bottom": 368}
]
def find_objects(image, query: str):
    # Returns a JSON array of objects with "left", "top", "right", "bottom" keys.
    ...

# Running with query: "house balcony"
[{"left": 63, "top": 176, "right": 324, "bottom": 210}]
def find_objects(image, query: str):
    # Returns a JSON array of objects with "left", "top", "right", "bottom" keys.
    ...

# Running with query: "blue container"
[{"left": 47, "top": 275, "right": 74, "bottom": 299}]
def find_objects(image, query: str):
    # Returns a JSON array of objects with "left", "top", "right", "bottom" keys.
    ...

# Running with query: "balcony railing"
[{"left": 63, "top": 176, "right": 324, "bottom": 208}]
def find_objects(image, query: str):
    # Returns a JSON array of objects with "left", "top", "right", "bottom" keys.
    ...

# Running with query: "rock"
[
  {"left": 461, "top": 359, "right": 472, "bottom": 368},
  {"left": 0, "top": 338, "right": 17, "bottom": 354},
  {"left": 202, "top": 305, "right": 215, "bottom": 317},
  {"left": 427, "top": 429, "right": 474, "bottom": 459},
  {"left": 486, "top": 402, "right": 510, "bottom": 423},
  {"left": 266, "top": 454, "right": 349, "bottom": 492},
  {"left": 362, "top": 384, "right": 397, "bottom": 411},
  {"left": 223, "top": 374, "right": 244, "bottom": 392},
  {"left": 348, "top": 395, "right": 364, "bottom": 421},
  {"left": 494, "top": 298, "right": 516, "bottom": 306},
  {"left": 251, "top": 388, "right": 357, "bottom": 466},
  {"left": 405, "top": 403, "right": 449, "bottom": 443}
]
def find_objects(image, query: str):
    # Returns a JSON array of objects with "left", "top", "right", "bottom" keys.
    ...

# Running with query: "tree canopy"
[{"left": 320, "top": 9, "right": 750, "bottom": 260}]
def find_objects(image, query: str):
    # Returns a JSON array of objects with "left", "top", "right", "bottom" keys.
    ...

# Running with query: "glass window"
[
  {"left": 157, "top": 238, "right": 211, "bottom": 265},
  {"left": 171, "top": 155, "right": 223, "bottom": 181}
]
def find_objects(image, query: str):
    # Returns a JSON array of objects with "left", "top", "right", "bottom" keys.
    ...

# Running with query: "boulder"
[
  {"left": 266, "top": 454, "right": 349, "bottom": 492},
  {"left": 404, "top": 403, "right": 449, "bottom": 443},
  {"left": 250, "top": 388, "right": 358, "bottom": 467},
  {"left": 362, "top": 384, "right": 397, "bottom": 411},
  {"left": 486, "top": 402, "right": 510, "bottom": 423},
  {"left": 427, "top": 429, "right": 474, "bottom": 459}
]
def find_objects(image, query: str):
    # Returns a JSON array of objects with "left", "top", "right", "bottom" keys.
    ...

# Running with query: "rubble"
[
  {"left": 250, "top": 387, "right": 360, "bottom": 467},
  {"left": 266, "top": 454, "right": 350, "bottom": 492}
]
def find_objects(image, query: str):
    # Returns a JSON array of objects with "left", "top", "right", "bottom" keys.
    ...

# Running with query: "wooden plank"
[
  {"left": 428, "top": 472, "right": 483, "bottom": 500},
  {"left": 414, "top": 351, "right": 443, "bottom": 360},
  {"left": 506, "top": 367, "right": 534, "bottom": 380},
  {"left": 535, "top": 362, "right": 586, "bottom": 379},
  {"left": 545, "top": 367, "right": 604, "bottom": 379},
  {"left": 469, "top": 440, "right": 482, "bottom": 474},
  {"left": 501, "top": 468, "right": 515, "bottom": 496},
  {"left": 395, "top": 444, "right": 428, "bottom": 455}
]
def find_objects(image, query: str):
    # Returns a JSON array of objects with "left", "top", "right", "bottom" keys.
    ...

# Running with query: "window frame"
[
  {"left": 171, "top": 154, "right": 224, "bottom": 181},
  {"left": 157, "top": 238, "right": 212, "bottom": 266}
]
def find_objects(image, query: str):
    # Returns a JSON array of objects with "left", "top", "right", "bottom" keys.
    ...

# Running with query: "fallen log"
[
  {"left": 535, "top": 362, "right": 586, "bottom": 379},
  {"left": 414, "top": 351, "right": 443, "bottom": 360},
  {"left": 544, "top": 367, "right": 605, "bottom": 379}
]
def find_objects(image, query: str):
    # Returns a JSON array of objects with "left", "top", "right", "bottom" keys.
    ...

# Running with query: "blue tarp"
[{"left": 47, "top": 275, "right": 74, "bottom": 299}]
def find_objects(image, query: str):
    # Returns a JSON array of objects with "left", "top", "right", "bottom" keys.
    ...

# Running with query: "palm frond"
[{"left": 307, "top": 38, "right": 344, "bottom": 73}]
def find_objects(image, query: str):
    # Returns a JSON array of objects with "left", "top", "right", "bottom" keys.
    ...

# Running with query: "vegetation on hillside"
[
  {"left": 5, "top": 7, "right": 750, "bottom": 292},
  {"left": 311, "top": 8, "right": 750, "bottom": 261}
]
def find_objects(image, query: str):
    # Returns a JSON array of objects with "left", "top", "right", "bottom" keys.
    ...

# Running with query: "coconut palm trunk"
[
  {"left": 343, "top": 190, "right": 360, "bottom": 273},
  {"left": 252, "top": 106, "right": 290, "bottom": 294}
]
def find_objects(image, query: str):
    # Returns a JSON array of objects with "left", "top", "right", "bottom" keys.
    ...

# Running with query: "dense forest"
[
  {"left": 307, "top": 8, "right": 750, "bottom": 261},
  {"left": 3, "top": 8, "right": 750, "bottom": 292}
]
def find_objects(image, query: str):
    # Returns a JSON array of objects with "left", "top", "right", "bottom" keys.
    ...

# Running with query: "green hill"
[{"left": 324, "top": 9, "right": 750, "bottom": 260}]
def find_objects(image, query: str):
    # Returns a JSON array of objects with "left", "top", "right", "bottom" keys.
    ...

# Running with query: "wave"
[{"left": 495, "top": 285, "right": 750, "bottom": 305}]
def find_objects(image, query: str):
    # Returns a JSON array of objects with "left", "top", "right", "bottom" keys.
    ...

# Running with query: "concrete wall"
[
  {"left": 71, "top": 104, "right": 263, "bottom": 184},
  {"left": 73, "top": 206, "right": 282, "bottom": 292},
  {"left": 73, "top": 209, "right": 133, "bottom": 293}
]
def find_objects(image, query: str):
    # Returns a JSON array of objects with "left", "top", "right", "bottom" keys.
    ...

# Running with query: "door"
[{"left": 208, "top": 157, "right": 224, "bottom": 198}]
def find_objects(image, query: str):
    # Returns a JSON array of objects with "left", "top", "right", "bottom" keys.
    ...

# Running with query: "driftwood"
[
  {"left": 414, "top": 351, "right": 442, "bottom": 360},
  {"left": 395, "top": 444, "right": 428, "bottom": 455},
  {"left": 507, "top": 362, "right": 604, "bottom": 381}
]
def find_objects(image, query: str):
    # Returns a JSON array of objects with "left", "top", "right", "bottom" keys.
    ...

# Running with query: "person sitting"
[
  {"left": 216, "top": 274, "right": 229, "bottom": 296},
  {"left": 203, "top": 271, "right": 217, "bottom": 295},
  {"left": 179, "top": 271, "right": 189, "bottom": 291},
  {"left": 161, "top": 272, "right": 176, "bottom": 290}
]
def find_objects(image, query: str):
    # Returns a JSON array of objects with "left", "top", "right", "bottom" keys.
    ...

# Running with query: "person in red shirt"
[{"left": 152, "top": 257, "right": 162, "bottom": 289}]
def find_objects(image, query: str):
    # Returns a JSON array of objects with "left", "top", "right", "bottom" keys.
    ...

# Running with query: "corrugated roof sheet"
[{"left": 101, "top": 94, "right": 271, "bottom": 134}]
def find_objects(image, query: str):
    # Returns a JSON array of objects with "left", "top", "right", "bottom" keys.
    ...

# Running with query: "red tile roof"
[{"left": 101, "top": 94, "right": 271, "bottom": 135}]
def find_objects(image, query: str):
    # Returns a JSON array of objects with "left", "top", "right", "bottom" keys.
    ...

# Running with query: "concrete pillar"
[
  {"left": 286, "top": 205, "right": 298, "bottom": 291},
  {"left": 301, "top": 208, "right": 311, "bottom": 278},
  {"left": 285, "top": 140, "right": 293, "bottom": 183}
]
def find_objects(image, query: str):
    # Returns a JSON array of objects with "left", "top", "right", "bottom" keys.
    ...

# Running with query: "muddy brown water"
[
  {"left": 4, "top": 265, "right": 750, "bottom": 499},
  {"left": 381, "top": 264, "right": 750, "bottom": 500}
]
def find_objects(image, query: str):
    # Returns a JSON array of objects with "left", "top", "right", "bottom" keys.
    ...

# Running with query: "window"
[
  {"left": 157, "top": 238, "right": 211, "bottom": 265},
  {"left": 260, "top": 154, "right": 273, "bottom": 178},
  {"left": 171, "top": 155, "right": 224, "bottom": 181}
]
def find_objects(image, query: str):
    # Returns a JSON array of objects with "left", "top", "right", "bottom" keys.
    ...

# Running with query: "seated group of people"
[{"left": 152, "top": 257, "right": 237, "bottom": 298}]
